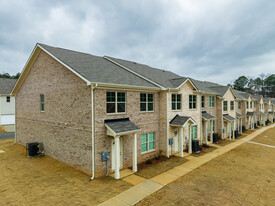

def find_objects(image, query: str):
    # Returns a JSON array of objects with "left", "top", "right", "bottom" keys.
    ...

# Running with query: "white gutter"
[{"left": 90, "top": 83, "right": 97, "bottom": 180}]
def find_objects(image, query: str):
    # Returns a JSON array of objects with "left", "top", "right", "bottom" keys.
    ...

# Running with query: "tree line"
[
  {"left": 231, "top": 74, "right": 275, "bottom": 98},
  {"left": 0, "top": 72, "right": 21, "bottom": 79}
]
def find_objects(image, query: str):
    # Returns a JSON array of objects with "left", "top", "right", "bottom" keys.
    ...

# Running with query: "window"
[
  {"left": 6, "top": 96, "right": 10, "bottom": 102},
  {"left": 238, "top": 102, "right": 241, "bottom": 109},
  {"left": 250, "top": 101, "right": 252, "bottom": 108},
  {"left": 191, "top": 126, "right": 197, "bottom": 140},
  {"left": 223, "top": 101, "right": 228, "bottom": 111},
  {"left": 140, "top": 93, "right": 154, "bottom": 112},
  {"left": 106, "top": 92, "right": 126, "bottom": 114},
  {"left": 209, "top": 96, "right": 214, "bottom": 108},
  {"left": 172, "top": 94, "right": 181, "bottom": 110},
  {"left": 189, "top": 95, "right": 197, "bottom": 109},
  {"left": 141, "top": 132, "right": 155, "bottom": 153},
  {"left": 212, "top": 120, "right": 215, "bottom": 132},
  {"left": 246, "top": 102, "right": 249, "bottom": 109},
  {"left": 201, "top": 96, "right": 205, "bottom": 108},
  {"left": 230, "top": 101, "right": 234, "bottom": 110},
  {"left": 40, "top": 94, "right": 45, "bottom": 112}
]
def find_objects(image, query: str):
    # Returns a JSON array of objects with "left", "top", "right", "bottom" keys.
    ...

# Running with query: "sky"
[{"left": 0, "top": 0, "right": 275, "bottom": 85}]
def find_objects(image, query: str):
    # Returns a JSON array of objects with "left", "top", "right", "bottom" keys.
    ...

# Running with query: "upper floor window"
[
  {"left": 106, "top": 92, "right": 126, "bottom": 114},
  {"left": 40, "top": 94, "right": 45, "bottom": 112},
  {"left": 140, "top": 93, "right": 154, "bottom": 112},
  {"left": 209, "top": 96, "right": 214, "bottom": 108},
  {"left": 223, "top": 101, "right": 228, "bottom": 111},
  {"left": 246, "top": 102, "right": 249, "bottom": 109},
  {"left": 230, "top": 101, "right": 234, "bottom": 110},
  {"left": 201, "top": 96, "right": 205, "bottom": 108},
  {"left": 238, "top": 102, "right": 241, "bottom": 109},
  {"left": 189, "top": 95, "right": 197, "bottom": 109},
  {"left": 254, "top": 102, "right": 255, "bottom": 108},
  {"left": 250, "top": 101, "right": 252, "bottom": 108},
  {"left": 6, "top": 96, "right": 10, "bottom": 103},
  {"left": 172, "top": 94, "right": 181, "bottom": 110}
]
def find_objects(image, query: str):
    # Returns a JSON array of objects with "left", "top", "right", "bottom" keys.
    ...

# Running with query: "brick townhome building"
[{"left": 12, "top": 43, "right": 275, "bottom": 179}]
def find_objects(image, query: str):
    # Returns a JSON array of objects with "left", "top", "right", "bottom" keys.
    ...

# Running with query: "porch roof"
[
  {"left": 246, "top": 111, "right": 255, "bottom": 116},
  {"left": 223, "top": 114, "right": 235, "bottom": 121},
  {"left": 236, "top": 112, "right": 243, "bottom": 118},
  {"left": 105, "top": 118, "right": 140, "bottom": 136},
  {"left": 269, "top": 111, "right": 274, "bottom": 114},
  {"left": 170, "top": 114, "right": 196, "bottom": 127},
  {"left": 202, "top": 111, "right": 215, "bottom": 120}
]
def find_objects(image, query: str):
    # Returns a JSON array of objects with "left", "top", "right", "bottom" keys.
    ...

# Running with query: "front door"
[
  {"left": 174, "top": 129, "right": 179, "bottom": 152},
  {"left": 111, "top": 138, "right": 123, "bottom": 171}
]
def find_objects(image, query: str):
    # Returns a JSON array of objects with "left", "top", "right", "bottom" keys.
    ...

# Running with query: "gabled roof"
[
  {"left": 202, "top": 111, "right": 215, "bottom": 120},
  {"left": 233, "top": 89, "right": 251, "bottom": 100},
  {"left": 105, "top": 118, "right": 140, "bottom": 136},
  {"left": 236, "top": 112, "right": 243, "bottom": 118},
  {"left": 223, "top": 114, "right": 235, "bottom": 121},
  {"left": 190, "top": 79, "right": 219, "bottom": 94},
  {"left": 0, "top": 78, "right": 17, "bottom": 95},
  {"left": 246, "top": 112, "right": 255, "bottom": 116},
  {"left": 38, "top": 44, "right": 159, "bottom": 89},
  {"left": 264, "top": 97, "right": 270, "bottom": 103},
  {"left": 105, "top": 56, "right": 182, "bottom": 88},
  {"left": 170, "top": 115, "right": 196, "bottom": 127},
  {"left": 252, "top": 94, "right": 262, "bottom": 102}
]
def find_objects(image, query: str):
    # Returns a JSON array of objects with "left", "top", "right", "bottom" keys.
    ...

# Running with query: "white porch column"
[
  {"left": 188, "top": 125, "right": 192, "bottom": 154},
  {"left": 229, "top": 122, "right": 232, "bottom": 140},
  {"left": 179, "top": 127, "right": 184, "bottom": 157},
  {"left": 233, "top": 121, "right": 235, "bottom": 139},
  {"left": 211, "top": 120, "right": 214, "bottom": 143},
  {"left": 132, "top": 133, "right": 137, "bottom": 172},
  {"left": 240, "top": 119, "right": 243, "bottom": 134},
  {"left": 222, "top": 120, "right": 224, "bottom": 140},
  {"left": 115, "top": 136, "right": 120, "bottom": 179},
  {"left": 205, "top": 121, "right": 208, "bottom": 145}
]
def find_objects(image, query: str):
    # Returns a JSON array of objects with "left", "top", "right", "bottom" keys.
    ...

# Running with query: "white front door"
[
  {"left": 174, "top": 129, "right": 179, "bottom": 152},
  {"left": 111, "top": 138, "right": 123, "bottom": 171}
]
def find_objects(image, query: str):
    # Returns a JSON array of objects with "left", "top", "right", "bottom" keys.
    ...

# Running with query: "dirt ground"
[
  {"left": 137, "top": 127, "right": 275, "bottom": 206},
  {"left": 0, "top": 140, "right": 132, "bottom": 206},
  {"left": 0, "top": 125, "right": 6, "bottom": 133}
]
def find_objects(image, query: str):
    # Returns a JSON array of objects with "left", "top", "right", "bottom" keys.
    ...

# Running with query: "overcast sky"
[{"left": 1, "top": 0, "right": 275, "bottom": 85}]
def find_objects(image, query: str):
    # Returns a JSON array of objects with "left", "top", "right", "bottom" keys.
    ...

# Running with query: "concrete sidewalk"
[{"left": 99, "top": 124, "right": 275, "bottom": 206}]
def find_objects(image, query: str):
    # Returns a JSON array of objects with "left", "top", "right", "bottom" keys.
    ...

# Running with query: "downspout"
[
  {"left": 166, "top": 91, "right": 169, "bottom": 158},
  {"left": 90, "top": 84, "right": 97, "bottom": 181},
  {"left": 14, "top": 95, "right": 17, "bottom": 144}
]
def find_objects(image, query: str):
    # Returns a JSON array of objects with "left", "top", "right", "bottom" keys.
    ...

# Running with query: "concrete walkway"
[{"left": 99, "top": 124, "right": 275, "bottom": 206}]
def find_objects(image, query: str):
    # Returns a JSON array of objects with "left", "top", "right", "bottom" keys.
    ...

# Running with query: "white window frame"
[
  {"left": 141, "top": 132, "right": 155, "bottom": 154},
  {"left": 140, "top": 93, "right": 154, "bottom": 112},
  {"left": 106, "top": 91, "right": 126, "bottom": 114},
  {"left": 223, "top": 101, "right": 228, "bottom": 111}
]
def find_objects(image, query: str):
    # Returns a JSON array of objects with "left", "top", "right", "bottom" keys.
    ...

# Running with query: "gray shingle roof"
[
  {"left": 0, "top": 78, "right": 17, "bottom": 95},
  {"left": 264, "top": 98, "right": 270, "bottom": 103},
  {"left": 223, "top": 114, "right": 235, "bottom": 121},
  {"left": 202, "top": 111, "right": 215, "bottom": 120},
  {"left": 105, "top": 56, "right": 182, "bottom": 88},
  {"left": 252, "top": 94, "right": 262, "bottom": 102},
  {"left": 38, "top": 44, "right": 158, "bottom": 88},
  {"left": 170, "top": 115, "right": 196, "bottom": 126},
  {"left": 104, "top": 118, "right": 140, "bottom": 134},
  {"left": 208, "top": 86, "right": 230, "bottom": 97},
  {"left": 190, "top": 79, "right": 220, "bottom": 94},
  {"left": 246, "top": 112, "right": 255, "bottom": 116},
  {"left": 236, "top": 112, "right": 243, "bottom": 118}
]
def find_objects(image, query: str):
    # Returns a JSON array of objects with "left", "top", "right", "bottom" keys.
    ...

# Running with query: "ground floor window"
[
  {"left": 212, "top": 120, "right": 215, "bottom": 132},
  {"left": 191, "top": 126, "right": 197, "bottom": 140},
  {"left": 141, "top": 132, "right": 155, "bottom": 153}
]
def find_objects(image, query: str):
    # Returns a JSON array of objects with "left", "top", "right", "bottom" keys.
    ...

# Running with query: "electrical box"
[
  {"left": 101, "top": 152, "right": 109, "bottom": 162},
  {"left": 169, "top": 138, "right": 174, "bottom": 145}
]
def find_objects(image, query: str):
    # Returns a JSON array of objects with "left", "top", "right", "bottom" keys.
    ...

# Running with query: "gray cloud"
[{"left": 0, "top": 0, "right": 275, "bottom": 84}]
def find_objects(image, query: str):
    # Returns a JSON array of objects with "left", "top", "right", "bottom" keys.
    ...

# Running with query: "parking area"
[{"left": 137, "top": 127, "right": 275, "bottom": 206}]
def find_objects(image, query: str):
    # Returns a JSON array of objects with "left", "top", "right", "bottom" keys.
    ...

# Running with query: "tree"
[
  {"left": 265, "top": 74, "right": 275, "bottom": 97},
  {"left": 0, "top": 72, "right": 20, "bottom": 79},
  {"left": 233, "top": 76, "right": 248, "bottom": 91}
]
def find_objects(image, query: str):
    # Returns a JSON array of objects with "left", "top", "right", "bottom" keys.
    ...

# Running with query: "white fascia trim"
[
  {"left": 11, "top": 45, "right": 40, "bottom": 95},
  {"left": 104, "top": 56, "right": 166, "bottom": 90},
  {"left": 95, "top": 82, "right": 161, "bottom": 91},
  {"left": 176, "top": 78, "right": 199, "bottom": 91},
  {"left": 37, "top": 44, "right": 91, "bottom": 85}
]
